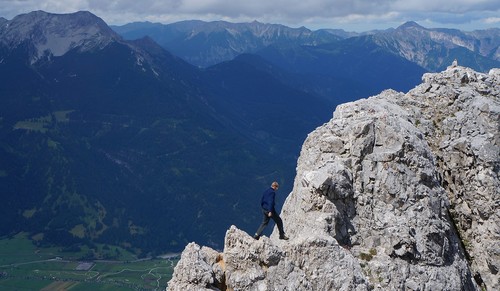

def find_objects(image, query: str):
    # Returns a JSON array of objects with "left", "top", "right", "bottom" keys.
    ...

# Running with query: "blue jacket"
[{"left": 261, "top": 187, "right": 276, "bottom": 212}]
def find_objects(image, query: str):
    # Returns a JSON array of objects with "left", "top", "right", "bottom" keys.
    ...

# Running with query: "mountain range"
[
  {"left": 113, "top": 19, "right": 500, "bottom": 72},
  {"left": 1, "top": 10, "right": 498, "bottom": 256},
  {"left": 113, "top": 19, "right": 499, "bottom": 104}
]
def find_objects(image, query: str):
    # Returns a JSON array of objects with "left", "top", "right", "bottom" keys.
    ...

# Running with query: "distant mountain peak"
[
  {"left": 0, "top": 10, "right": 120, "bottom": 63},
  {"left": 397, "top": 21, "right": 426, "bottom": 30}
]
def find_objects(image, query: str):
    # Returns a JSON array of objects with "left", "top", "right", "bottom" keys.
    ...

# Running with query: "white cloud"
[
  {"left": 484, "top": 17, "right": 500, "bottom": 24},
  {"left": 392, "top": 0, "right": 499, "bottom": 13}
]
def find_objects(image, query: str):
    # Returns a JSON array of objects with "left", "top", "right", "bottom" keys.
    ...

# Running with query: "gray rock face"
[
  {"left": 169, "top": 226, "right": 368, "bottom": 291},
  {"left": 167, "top": 65, "right": 499, "bottom": 290},
  {"left": 0, "top": 11, "right": 120, "bottom": 63}
]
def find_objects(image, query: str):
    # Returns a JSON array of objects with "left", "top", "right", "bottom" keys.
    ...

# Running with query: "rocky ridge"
[
  {"left": 113, "top": 20, "right": 342, "bottom": 67},
  {"left": 0, "top": 11, "right": 120, "bottom": 63},
  {"left": 0, "top": 11, "right": 177, "bottom": 78},
  {"left": 373, "top": 23, "right": 500, "bottom": 71},
  {"left": 167, "top": 65, "right": 499, "bottom": 290}
]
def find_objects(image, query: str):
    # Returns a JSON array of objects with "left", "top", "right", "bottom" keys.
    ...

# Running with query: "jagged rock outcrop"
[{"left": 167, "top": 65, "right": 499, "bottom": 290}]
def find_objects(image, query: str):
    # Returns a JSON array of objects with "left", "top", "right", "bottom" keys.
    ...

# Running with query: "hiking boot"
[
  {"left": 253, "top": 234, "right": 260, "bottom": 240},
  {"left": 279, "top": 235, "right": 289, "bottom": 240}
]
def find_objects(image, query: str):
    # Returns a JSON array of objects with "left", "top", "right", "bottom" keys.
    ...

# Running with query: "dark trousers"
[{"left": 255, "top": 208, "right": 285, "bottom": 237}]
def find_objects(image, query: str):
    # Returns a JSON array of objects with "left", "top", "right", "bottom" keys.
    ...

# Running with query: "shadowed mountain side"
[
  {"left": 0, "top": 11, "right": 330, "bottom": 254},
  {"left": 255, "top": 37, "right": 427, "bottom": 103},
  {"left": 200, "top": 55, "right": 334, "bottom": 160}
]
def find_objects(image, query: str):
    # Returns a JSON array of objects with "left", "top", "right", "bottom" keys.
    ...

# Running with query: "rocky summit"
[{"left": 167, "top": 64, "right": 499, "bottom": 291}]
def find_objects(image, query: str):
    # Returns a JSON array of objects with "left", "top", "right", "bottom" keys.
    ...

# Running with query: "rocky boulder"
[{"left": 167, "top": 65, "right": 499, "bottom": 290}]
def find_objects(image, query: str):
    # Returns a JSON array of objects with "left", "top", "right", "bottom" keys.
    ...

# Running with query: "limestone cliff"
[{"left": 167, "top": 65, "right": 499, "bottom": 290}]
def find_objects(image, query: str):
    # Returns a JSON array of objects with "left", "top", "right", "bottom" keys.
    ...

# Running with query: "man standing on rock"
[{"left": 254, "top": 181, "right": 289, "bottom": 240}]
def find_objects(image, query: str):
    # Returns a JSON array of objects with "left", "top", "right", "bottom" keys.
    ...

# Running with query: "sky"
[{"left": 0, "top": 0, "right": 499, "bottom": 32}]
